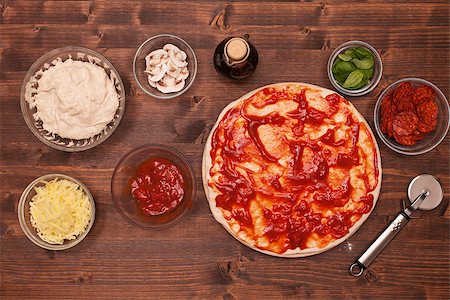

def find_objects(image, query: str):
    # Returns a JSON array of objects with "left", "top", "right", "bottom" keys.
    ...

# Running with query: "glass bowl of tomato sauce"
[{"left": 111, "top": 144, "right": 196, "bottom": 229}]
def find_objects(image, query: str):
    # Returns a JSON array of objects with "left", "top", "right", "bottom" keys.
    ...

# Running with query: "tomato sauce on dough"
[
  {"left": 131, "top": 158, "right": 185, "bottom": 216},
  {"left": 208, "top": 85, "right": 380, "bottom": 254}
]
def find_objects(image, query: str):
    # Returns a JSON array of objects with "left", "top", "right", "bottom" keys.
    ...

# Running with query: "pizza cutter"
[{"left": 349, "top": 174, "right": 443, "bottom": 277}]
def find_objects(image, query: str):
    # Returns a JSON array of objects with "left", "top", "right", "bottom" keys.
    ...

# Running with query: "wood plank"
[
  {"left": 1, "top": 24, "right": 449, "bottom": 51},
  {"left": 2, "top": 1, "right": 449, "bottom": 27}
]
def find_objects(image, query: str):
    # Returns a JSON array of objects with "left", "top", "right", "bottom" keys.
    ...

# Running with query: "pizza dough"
[{"left": 202, "top": 82, "right": 382, "bottom": 257}]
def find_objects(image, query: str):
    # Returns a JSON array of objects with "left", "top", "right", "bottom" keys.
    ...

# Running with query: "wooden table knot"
[
  {"left": 1, "top": 3, "right": 8, "bottom": 16},
  {"left": 217, "top": 255, "right": 249, "bottom": 280},
  {"left": 128, "top": 84, "right": 137, "bottom": 96},
  {"left": 321, "top": 40, "right": 331, "bottom": 50},
  {"left": 210, "top": 7, "right": 232, "bottom": 32},
  {"left": 193, "top": 96, "right": 205, "bottom": 104},
  {"left": 441, "top": 202, "right": 449, "bottom": 218},
  {"left": 97, "top": 30, "right": 104, "bottom": 40},
  {"left": 194, "top": 122, "right": 213, "bottom": 144},
  {"left": 299, "top": 26, "right": 311, "bottom": 35},
  {"left": 87, "top": 3, "right": 95, "bottom": 20},
  {"left": 4, "top": 226, "right": 15, "bottom": 236},
  {"left": 222, "top": 291, "right": 237, "bottom": 300},
  {"left": 364, "top": 269, "right": 379, "bottom": 283},
  {"left": 0, "top": 223, "right": 15, "bottom": 236},
  {"left": 76, "top": 273, "right": 92, "bottom": 284}
]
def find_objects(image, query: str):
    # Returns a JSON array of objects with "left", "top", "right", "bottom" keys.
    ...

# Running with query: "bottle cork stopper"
[{"left": 226, "top": 38, "right": 248, "bottom": 61}]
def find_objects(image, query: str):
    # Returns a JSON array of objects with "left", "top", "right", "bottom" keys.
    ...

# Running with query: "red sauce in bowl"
[{"left": 130, "top": 158, "right": 185, "bottom": 216}]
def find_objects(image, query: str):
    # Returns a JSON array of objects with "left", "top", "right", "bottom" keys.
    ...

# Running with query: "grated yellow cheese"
[{"left": 29, "top": 178, "right": 92, "bottom": 245}]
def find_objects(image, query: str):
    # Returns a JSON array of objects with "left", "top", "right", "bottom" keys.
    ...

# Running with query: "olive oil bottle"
[{"left": 213, "top": 36, "right": 258, "bottom": 80}]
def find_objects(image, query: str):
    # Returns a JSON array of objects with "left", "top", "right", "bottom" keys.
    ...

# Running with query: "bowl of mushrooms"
[{"left": 133, "top": 34, "right": 197, "bottom": 99}]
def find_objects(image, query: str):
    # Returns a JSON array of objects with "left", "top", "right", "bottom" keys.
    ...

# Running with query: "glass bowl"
[
  {"left": 133, "top": 34, "right": 197, "bottom": 99},
  {"left": 111, "top": 144, "right": 196, "bottom": 229},
  {"left": 18, "top": 174, "right": 96, "bottom": 250},
  {"left": 374, "top": 78, "right": 449, "bottom": 155},
  {"left": 20, "top": 46, "right": 125, "bottom": 152},
  {"left": 327, "top": 40, "right": 383, "bottom": 97}
]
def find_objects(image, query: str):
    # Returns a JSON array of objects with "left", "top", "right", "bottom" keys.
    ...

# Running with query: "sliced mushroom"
[
  {"left": 171, "top": 78, "right": 185, "bottom": 92},
  {"left": 156, "top": 77, "right": 185, "bottom": 93},
  {"left": 145, "top": 54, "right": 152, "bottom": 65},
  {"left": 148, "top": 63, "right": 167, "bottom": 82},
  {"left": 167, "top": 68, "right": 181, "bottom": 79},
  {"left": 166, "top": 61, "right": 181, "bottom": 78},
  {"left": 179, "top": 50, "right": 187, "bottom": 60},
  {"left": 148, "top": 77, "right": 156, "bottom": 88},
  {"left": 145, "top": 44, "right": 189, "bottom": 94},
  {"left": 153, "top": 61, "right": 166, "bottom": 69},
  {"left": 148, "top": 58, "right": 162, "bottom": 66},
  {"left": 168, "top": 60, "right": 177, "bottom": 71},
  {"left": 148, "top": 49, "right": 168, "bottom": 60},
  {"left": 146, "top": 65, "right": 162, "bottom": 76},
  {"left": 155, "top": 77, "right": 173, "bottom": 93},
  {"left": 175, "top": 50, "right": 187, "bottom": 61},
  {"left": 163, "top": 44, "right": 181, "bottom": 53},
  {"left": 177, "top": 67, "right": 189, "bottom": 80},
  {"left": 160, "top": 56, "right": 170, "bottom": 65},
  {"left": 169, "top": 50, "right": 187, "bottom": 68}
]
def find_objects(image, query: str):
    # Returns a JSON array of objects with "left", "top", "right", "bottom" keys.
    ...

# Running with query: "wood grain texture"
[{"left": 1, "top": 0, "right": 449, "bottom": 299}]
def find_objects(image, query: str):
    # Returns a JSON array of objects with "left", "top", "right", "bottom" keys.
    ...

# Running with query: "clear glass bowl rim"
[
  {"left": 111, "top": 143, "right": 196, "bottom": 230},
  {"left": 373, "top": 77, "right": 450, "bottom": 155},
  {"left": 20, "top": 46, "right": 126, "bottom": 152},
  {"left": 327, "top": 40, "right": 383, "bottom": 97},
  {"left": 132, "top": 34, "right": 198, "bottom": 99},
  {"left": 18, "top": 173, "right": 96, "bottom": 250}
]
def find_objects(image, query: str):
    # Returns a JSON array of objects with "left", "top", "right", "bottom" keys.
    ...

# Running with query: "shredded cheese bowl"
[{"left": 18, "top": 174, "right": 95, "bottom": 250}]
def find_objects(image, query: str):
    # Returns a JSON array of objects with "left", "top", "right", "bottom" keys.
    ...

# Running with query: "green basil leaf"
[
  {"left": 354, "top": 47, "right": 373, "bottom": 59},
  {"left": 334, "top": 73, "right": 348, "bottom": 84},
  {"left": 343, "top": 70, "right": 365, "bottom": 88},
  {"left": 338, "top": 54, "right": 352, "bottom": 61},
  {"left": 345, "top": 48, "right": 356, "bottom": 56},
  {"left": 361, "top": 68, "right": 374, "bottom": 79},
  {"left": 351, "top": 57, "right": 374, "bottom": 69},
  {"left": 335, "top": 61, "right": 356, "bottom": 75},
  {"left": 332, "top": 58, "right": 342, "bottom": 73},
  {"left": 351, "top": 77, "right": 369, "bottom": 90}
]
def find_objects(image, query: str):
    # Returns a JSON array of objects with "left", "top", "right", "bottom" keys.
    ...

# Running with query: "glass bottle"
[{"left": 213, "top": 35, "right": 258, "bottom": 80}]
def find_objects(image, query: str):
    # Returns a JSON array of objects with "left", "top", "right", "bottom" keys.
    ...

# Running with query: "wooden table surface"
[{"left": 1, "top": 1, "right": 449, "bottom": 299}]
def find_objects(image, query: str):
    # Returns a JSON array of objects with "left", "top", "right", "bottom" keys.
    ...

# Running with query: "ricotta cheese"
[{"left": 25, "top": 57, "right": 119, "bottom": 140}]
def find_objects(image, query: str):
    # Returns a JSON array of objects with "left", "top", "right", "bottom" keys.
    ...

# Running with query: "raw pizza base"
[{"left": 202, "top": 82, "right": 382, "bottom": 258}]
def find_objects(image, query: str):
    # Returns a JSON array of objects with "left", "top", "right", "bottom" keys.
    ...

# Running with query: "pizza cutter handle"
[{"left": 349, "top": 213, "right": 410, "bottom": 277}]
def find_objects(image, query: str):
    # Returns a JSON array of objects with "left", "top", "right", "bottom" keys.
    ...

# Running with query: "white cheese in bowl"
[
  {"left": 24, "top": 56, "right": 119, "bottom": 140},
  {"left": 29, "top": 178, "right": 92, "bottom": 245}
]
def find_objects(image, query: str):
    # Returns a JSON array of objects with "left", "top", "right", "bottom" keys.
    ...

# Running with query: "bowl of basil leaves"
[{"left": 327, "top": 40, "right": 383, "bottom": 97}]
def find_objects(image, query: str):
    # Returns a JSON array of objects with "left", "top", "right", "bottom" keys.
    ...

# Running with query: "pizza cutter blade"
[
  {"left": 408, "top": 174, "right": 443, "bottom": 211},
  {"left": 349, "top": 174, "right": 443, "bottom": 277}
]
